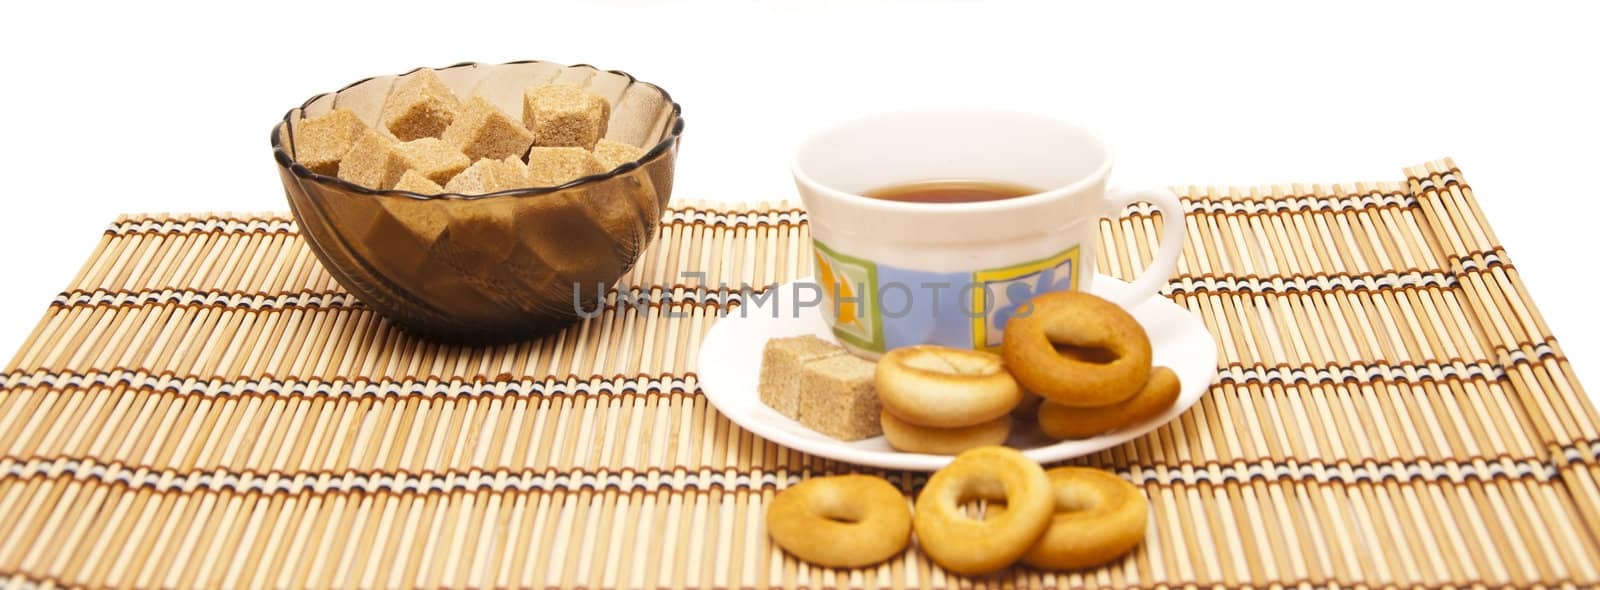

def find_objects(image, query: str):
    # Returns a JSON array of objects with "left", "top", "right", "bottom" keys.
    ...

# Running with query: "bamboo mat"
[{"left": 1, "top": 158, "right": 1596, "bottom": 589}]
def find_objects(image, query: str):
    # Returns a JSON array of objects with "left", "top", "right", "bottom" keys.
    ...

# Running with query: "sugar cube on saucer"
[
  {"left": 798, "top": 354, "right": 883, "bottom": 441},
  {"left": 758, "top": 335, "right": 844, "bottom": 418}
]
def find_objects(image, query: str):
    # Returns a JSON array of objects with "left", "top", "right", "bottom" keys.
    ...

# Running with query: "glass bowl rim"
[{"left": 270, "top": 59, "right": 684, "bottom": 202}]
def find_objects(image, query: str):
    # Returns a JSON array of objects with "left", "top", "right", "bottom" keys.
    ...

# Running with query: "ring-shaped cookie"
[
  {"left": 876, "top": 346, "right": 1023, "bottom": 428},
  {"left": 880, "top": 411, "right": 1011, "bottom": 455},
  {"left": 1001, "top": 291, "right": 1152, "bottom": 407},
  {"left": 1020, "top": 467, "right": 1149, "bottom": 570},
  {"left": 766, "top": 474, "right": 912, "bottom": 567},
  {"left": 1038, "top": 367, "right": 1181, "bottom": 439},
  {"left": 913, "top": 446, "right": 1053, "bottom": 575}
]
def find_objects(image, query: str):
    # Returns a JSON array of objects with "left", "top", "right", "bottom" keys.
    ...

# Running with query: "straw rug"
[{"left": 0, "top": 159, "right": 1595, "bottom": 588}]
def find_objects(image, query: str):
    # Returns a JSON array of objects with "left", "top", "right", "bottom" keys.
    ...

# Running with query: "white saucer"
[{"left": 696, "top": 275, "right": 1219, "bottom": 471}]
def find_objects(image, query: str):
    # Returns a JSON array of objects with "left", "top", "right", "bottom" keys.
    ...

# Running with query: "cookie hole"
[
  {"left": 1052, "top": 343, "right": 1120, "bottom": 364},
  {"left": 952, "top": 478, "right": 1011, "bottom": 521},
  {"left": 822, "top": 513, "right": 860, "bottom": 525},
  {"left": 976, "top": 500, "right": 1009, "bottom": 522},
  {"left": 815, "top": 498, "right": 865, "bottom": 525},
  {"left": 956, "top": 500, "right": 1009, "bottom": 521},
  {"left": 902, "top": 352, "right": 955, "bottom": 372},
  {"left": 955, "top": 488, "right": 1010, "bottom": 522}
]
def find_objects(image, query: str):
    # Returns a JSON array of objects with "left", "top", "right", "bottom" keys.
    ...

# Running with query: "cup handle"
[{"left": 1099, "top": 187, "right": 1185, "bottom": 307}]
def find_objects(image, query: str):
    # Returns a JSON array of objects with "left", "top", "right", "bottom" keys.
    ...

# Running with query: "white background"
[{"left": 2, "top": 1, "right": 1596, "bottom": 401}]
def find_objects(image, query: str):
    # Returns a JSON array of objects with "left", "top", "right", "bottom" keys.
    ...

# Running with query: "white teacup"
[{"left": 792, "top": 109, "right": 1185, "bottom": 358}]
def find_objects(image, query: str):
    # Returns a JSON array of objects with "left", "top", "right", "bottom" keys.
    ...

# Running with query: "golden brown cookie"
[
  {"left": 913, "top": 446, "right": 1053, "bottom": 575},
  {"left": 766, "top": 474, "right": 912, "bottom": 567},
  {"left": 1001, "top": 291, "right": 1152, "bottom": 407},
  {"left": 1038, "top": 367, "right": 1181, "bottom": 439},
  {"left": 875, "top": 345, "right": 1022, "bottom": 428},
  {"left": 880, "top": 411, "right": 1010, "bottom": 455},
  {"left": 1020, "top": 467, "right": 1149, "bottom": 570}
]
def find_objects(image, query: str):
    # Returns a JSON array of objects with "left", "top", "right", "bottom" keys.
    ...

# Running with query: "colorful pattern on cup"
[{"left": 812, "top": 238, "right": 1079, "bottom": 353}]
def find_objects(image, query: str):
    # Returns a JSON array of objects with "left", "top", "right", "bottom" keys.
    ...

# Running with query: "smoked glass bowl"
[{"left": 271, "top": 61, "right": 682, "bottom": 342}]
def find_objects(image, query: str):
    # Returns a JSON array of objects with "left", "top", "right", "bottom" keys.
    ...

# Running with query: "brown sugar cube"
[
  {"left": 442, "top": 96, "right": 535, "bottom": 161},
  {"left": 444, "top": 156, "right": 531, "bottom": 194},
  {"left": 336, "top": 129, "right": 405, "bottom": 189},
  {"left": 381, "top": 69, "right": 462, "bottom": 141},
  {"left": 525, "top": 147, "right": 604, "bottom": 187},
  {"left": 758, "top": 335, "right": 845, "bottom": 419},
  {"left": 293, "top": 109, "right": 368, "bottom": 175},
  {"left": 523, "top": 84, "right": 610, "bottom": 149},
  {"left": 368, "top": 194, "right": 449, "bottom": 282},
  {"left": 391, "top": 138, "right": 470, "bottom": 185},
  {"left": 797, "top": 354, "right": 884, "bottom": 441},
  {"left": 592, "top": 138, "right": 647, "bottom": 170},
  {"left": 393, "top": 170, "right": 443, "bottom": 194}
]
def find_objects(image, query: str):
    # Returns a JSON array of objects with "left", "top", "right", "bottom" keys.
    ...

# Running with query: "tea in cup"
[{"left": 792, "top": 109, "right": 1185, "bottom": 358}]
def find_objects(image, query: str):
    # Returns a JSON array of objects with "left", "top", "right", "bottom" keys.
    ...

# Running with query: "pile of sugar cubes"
[{"left": 292, "top": 70, "right": 647, "bottom": 195}]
